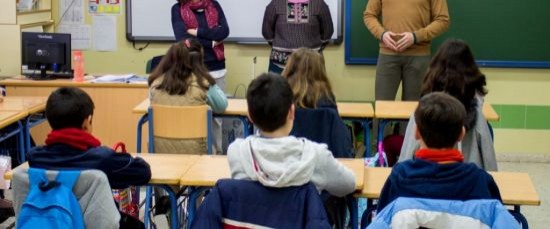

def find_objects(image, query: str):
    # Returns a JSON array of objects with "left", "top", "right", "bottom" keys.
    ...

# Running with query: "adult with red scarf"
[{"left": 171, "top": 0, "right": 229, "bottom": 154}]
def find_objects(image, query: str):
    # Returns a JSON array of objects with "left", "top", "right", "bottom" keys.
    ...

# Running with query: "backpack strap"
[
  {"left": 55, "top": 170, "right": 81, "bottom": 190},
  {"left": 27, "top": 168, "right": 81, "bottom": 191},
  {"left": 27, "top": 168, "right": 48, "bottom": 188}
]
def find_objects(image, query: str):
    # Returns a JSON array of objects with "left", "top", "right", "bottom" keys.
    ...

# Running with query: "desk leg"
[
  {"left": 187, "top": 187, "right": 210, "bottom": 228},
  {"left": 511, "top": 205, "right": 529, "bottom": 229},
  {"left": 238, "top": 116, "right": 252, "bottom": 137},
  {"left": 364, "top": 120, "right": 371, "bottom": 157},
  {"left": 144, "top": 186, "right": 153, "bottom": 229},
  {"left": 145, "top": 185, "right": 179, "bottom": 229},
  {"left": 17, "top": 121, "right": 25, "bottom": 163},
  {"left": 136, "top": 114, "right": 148, "bottom": 153},
  {"left": 351, "top": 197, "right": 358, "bottom": 229},
  {"left": 377, "top": 119, "right": 389, "bottom": 148}
]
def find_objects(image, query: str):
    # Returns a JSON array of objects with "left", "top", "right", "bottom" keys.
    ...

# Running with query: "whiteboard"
[{"left": 126, "top": 0, "right": 343, "bottom": 43}]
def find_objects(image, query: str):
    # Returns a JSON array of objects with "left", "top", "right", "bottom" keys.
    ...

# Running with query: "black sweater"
[{"left": 27, "top": 144, "right": 151, "bottom": 189}]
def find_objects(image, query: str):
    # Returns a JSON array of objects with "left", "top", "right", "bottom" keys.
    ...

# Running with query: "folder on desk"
[{"left": 91, "top": 74, "right": 147, "bottom": 84}]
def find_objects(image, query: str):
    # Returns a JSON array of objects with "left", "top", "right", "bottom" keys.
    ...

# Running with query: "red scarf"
[
  {"left": 415, "top": 148, "right": 464, "bottom": 163},
  {"left": 45, "top": 128, "right": 101, "bottom": 151},
  {"left": 180, "top": 0, "right": 225, "bottom": 60}
]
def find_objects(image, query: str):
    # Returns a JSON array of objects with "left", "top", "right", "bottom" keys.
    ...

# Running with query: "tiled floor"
[{"left": 1, "top": 161, "right": 548, "bottom": 228}]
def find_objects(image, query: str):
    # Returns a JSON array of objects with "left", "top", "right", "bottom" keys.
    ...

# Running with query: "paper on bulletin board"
[
  {"left": 59, "top": 0, "right": 85, "bottom": 24},
  {"left": 89, "top": 0, "right": 121, "bottom": 15},
  {"left": 92, "top": 15, "right": 117, "bottom": 51},
  {"left": 58, "top": 24, "right": 92, "bottom": 50}
]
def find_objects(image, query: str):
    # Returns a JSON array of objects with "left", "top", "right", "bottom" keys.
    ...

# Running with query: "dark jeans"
[{"left": 268, "top": 60, "right": 284, "bottom": 75}]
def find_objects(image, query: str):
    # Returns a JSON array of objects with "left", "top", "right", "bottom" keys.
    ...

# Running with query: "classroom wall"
[{"left": 52, "top": 1, "right": 550, "bottom": 155}]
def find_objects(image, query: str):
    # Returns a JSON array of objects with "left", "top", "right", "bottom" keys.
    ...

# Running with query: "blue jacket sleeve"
[
  {"left": 100, "top": 149, "right": 152, "bottom": 189},
  {"left": 171, "top": 3, "right": 213, "bottom": 48},
  {"left": 206, "top": 84, "right": 228, "bottom": 114},
  {"left": 197, "top": 1, "right": 229, "bottom": 41}
]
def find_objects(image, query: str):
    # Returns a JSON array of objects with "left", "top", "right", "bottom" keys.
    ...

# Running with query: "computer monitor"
[{"left": 21, "top": 32, "right": 72, "bottom": 79}]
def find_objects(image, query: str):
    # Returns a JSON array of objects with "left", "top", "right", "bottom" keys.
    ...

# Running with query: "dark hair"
[
  {"left": 422, "top": 39, "right": 487, "bottom": 130},
  {"left": 246, "top": 73, "right": 294, "bottom": 132},
  {"left": 46, "top": 87, "right": 95, "bottom": 130},
  {"left": 415, "top": 92, "right": 466, "bottom": 149},
  {"left": 148, "top": 39, "right": 215, "bottom": 95}
]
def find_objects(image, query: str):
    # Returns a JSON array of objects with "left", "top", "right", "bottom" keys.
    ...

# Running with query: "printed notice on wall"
[
  {"left": 89, "top": 0, "right": 121, "bottom": 15},
  {"left": 58, "top": 24, "right": 92, "bottom": 50},
  {"left": 92, "top": 16, "right": 117, "bottom": 51},
  {"left": 60, "top": 0, "right": 85, "bottom": 24}
]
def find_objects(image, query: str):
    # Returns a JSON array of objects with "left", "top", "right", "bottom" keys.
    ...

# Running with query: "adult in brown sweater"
[{"left": 364, "top": 0, "right": 450, "bottom": 101}]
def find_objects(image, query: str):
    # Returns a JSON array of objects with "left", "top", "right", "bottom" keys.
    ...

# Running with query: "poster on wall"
[
  {"left": 58, "top": 24, "right": 92, "bottom": 50},
  {"left": 60, "top": 0, "right": 85, "bottom": 24},
  {"left": 89, "top": 0, "right": 121, "bottom": 15},
  {"left": 93, "top": 15, "right": 117, "bottom": 51}
]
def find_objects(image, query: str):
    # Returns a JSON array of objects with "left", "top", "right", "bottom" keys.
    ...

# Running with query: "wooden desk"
[
  {"left": 1, "top": 78, "right": 149, "bottom": 152},
  {"left": 180, "top": 155, "right": 365, "bottom": 191},
  {"left": 134, "top": 99, "right": 374, "bottom": 119},
  {"left": 0, "top": 96, "right": 47, "bottom": 113},
  {"left": 5, "top": 153, "right": 202, "bottom": 186},
  {"left": 374, "top": 101, "right": 500, "bottom": 121},
  {"left": 0, "top": 111, "right": 28, "bottom": 129},
  {"left": 359, "top": 167, "right": 541, "bottom": 206},
  {"left": 134, "top": 99, "right": 374, "bottom": 154},
  {"left": 135, "top": 153, "right": 201, "bottom": 185}
]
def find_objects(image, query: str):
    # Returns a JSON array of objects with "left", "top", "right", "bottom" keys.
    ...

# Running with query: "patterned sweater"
[
  {"left": 262, "top": 0, "right": 333, "bottom": 67},
  {"left": 363, "top": 0, "right": 450, "bottom": 56}
]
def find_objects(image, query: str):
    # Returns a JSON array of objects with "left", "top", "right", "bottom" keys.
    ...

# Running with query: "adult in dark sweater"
[
  {"left": 262, "top": 0, "right": 334, "bottom": 74},
  {"left": 377, "top": 92, "right": 501, "bottom": 212},
  {"left": 171, "top": 0, "right": 229, "bottom": 154}
]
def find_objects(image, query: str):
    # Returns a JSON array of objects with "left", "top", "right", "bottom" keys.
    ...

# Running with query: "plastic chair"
[
  {"left": 191, "top": 179, "right": 331, "bottom": 228},
  {"left": 147, "top": 104, "right": 213, "bottom": 154},
  {"left": 144, "top": 104, "right": 212, "bottom": 229},
  {"left": 366, "top": 197, "right": 520, "bottom": 229},
  {"left": 145, "top": 55, "right": 163, "bottom": 74}
]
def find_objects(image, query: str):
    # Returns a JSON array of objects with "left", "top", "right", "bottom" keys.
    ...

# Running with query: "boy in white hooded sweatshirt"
[{"left": 227, "top": 73, "right": 356, "bottom": 197}]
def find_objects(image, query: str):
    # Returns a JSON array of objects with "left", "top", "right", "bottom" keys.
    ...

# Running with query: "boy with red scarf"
[
  {"left": 27, "top": 87, "right": 151, "bottom": 190},
  {"left": 376, "top": 92, "right": 502, "bottom": 212}
]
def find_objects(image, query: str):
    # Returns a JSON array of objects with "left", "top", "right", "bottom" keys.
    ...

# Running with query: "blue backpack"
[{"left": 17, "top": 168, "right": 84, "bottom": 229}]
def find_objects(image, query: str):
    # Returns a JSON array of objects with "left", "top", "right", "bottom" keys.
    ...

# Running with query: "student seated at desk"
[
  {"left": 148, "top": 39, "right": 228, "bottom": 154},
  {"left": 25, "top": 87, "right": 151, "bottom": 228},
  {"left": 399, "top": 39, "right": 497, "bottom": 171},
  {"left": 282, "top": 48, "right": 337, "bottom": 109},
  {"left": 283, "top": 48, "right": 353, "bottom": 156},
  {"left": 377, "top": 92, "right": 502, "bottom": 212},
  {"left": 227, "top": 73, "right": 355, "bottom": 197}
]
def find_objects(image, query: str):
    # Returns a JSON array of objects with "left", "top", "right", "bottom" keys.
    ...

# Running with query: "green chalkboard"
[{"left": 345, "top": 0, "right": 550, "bottom": 68}]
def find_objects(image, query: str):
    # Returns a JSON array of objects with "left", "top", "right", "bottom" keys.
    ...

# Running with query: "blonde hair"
[{"left": 282, "top": 48, "right": 335, "bottom": 108}]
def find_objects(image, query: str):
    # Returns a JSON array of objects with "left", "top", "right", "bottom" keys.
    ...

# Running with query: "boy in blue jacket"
[
  {"left": 377, "top": 92, "right": 501, "bottom": 212},
  {"left": 26, "top": 87, "right": 151, "bottom": 227}
]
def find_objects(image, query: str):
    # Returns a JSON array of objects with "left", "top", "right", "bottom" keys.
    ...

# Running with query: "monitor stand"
[{"left": 40, "top": 64, "right": 47, "bottom": 79}]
